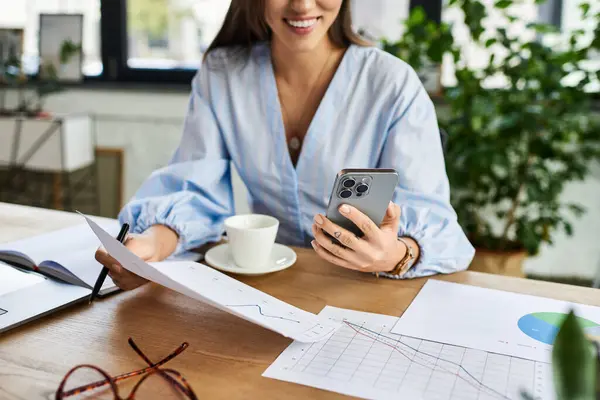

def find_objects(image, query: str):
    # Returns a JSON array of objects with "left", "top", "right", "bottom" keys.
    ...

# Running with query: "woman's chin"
[{"left": 275, "top": 32, "right": 331, "bottom": 54}]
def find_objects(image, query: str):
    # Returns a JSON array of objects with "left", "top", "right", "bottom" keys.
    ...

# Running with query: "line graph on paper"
[
  {"left": 226, "top": 304, "right": 301, "bottom": 323},
  {"left": 263, "top": 307, "right": 554, "bottom": 400},
  {"left": 200, "top": 274, "right": 338, "bottom": 342}
]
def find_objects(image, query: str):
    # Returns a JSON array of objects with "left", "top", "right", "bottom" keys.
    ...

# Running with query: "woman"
[{"left": 96, "top": 0, "right": 475, "bottom": 290}]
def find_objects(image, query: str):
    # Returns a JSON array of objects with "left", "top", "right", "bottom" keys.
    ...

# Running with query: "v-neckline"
[{"left": 263, "top": 44, "right": 353, "bottom": 175}]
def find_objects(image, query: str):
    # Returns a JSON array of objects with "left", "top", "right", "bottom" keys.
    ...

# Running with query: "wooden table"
[{"left": 1, "top": 202, "right": 599, "bottom": 399}]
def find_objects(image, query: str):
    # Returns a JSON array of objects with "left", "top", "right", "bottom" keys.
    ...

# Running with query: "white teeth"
[{"left": 286, "top": 18, "right": 317, "bottom": 28}]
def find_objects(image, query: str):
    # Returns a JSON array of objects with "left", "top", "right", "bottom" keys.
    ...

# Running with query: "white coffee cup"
[{"left": 224, "top": 214, "right": 279, "bottom": 270}]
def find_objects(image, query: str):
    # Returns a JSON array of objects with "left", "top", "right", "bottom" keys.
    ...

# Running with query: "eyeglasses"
[{"left": 55, "top": 338, "right": 198, "bottom": 400}]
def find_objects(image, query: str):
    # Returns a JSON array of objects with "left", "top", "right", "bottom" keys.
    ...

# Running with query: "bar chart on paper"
[{"left": 264, "top": 307, "right": 553, "bottom": 400}]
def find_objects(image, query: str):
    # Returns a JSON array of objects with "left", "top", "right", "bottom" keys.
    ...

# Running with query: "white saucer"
[{"left": 204, "top": 243, "right": 297, "bottom": 276}]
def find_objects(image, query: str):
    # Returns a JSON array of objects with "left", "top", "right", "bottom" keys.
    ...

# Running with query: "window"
[
  {"left": 107, "top": 0, "right": 421, "bottom": 84},
  {"left": 100, "top": 0, "right": 437, "bottom": 84},
  {"left": 441, "top": 0, "right": 540, "bottom": 88},
  {"left": 352, "top": 0, "right": 411, "bottom": 41},
  {"left": 561, "top": 0, "right": 600, "bottom": 39},
  {"left": 99, "top": 0, "right": 229, "bottom": 83},
  {"left": 559, "top": 0, "right": 600, "bottom": 91},
  {"left": 441, "top": 0, "right": 599, "bottom": 91},
  {"left": 0, "top": 0, "right": 102, "bottom": 77},
  {"left": 126, "top": 0, "right": 230, "bottom": 70},
  {"left": 3, "top": 0, "right": 584, "bottom": 87}
]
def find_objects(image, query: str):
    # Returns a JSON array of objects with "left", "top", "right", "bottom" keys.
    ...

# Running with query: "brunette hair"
[{"left": 203, "top": 0, "right": 370, "bottom": 61}]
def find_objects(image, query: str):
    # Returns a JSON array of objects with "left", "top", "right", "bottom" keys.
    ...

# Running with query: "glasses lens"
[
  {"left": 59, "top": 366, "right": 116, "bottom": 400},
  {"left": 135, "top": 370, "right": 194, "bottom": 399}
]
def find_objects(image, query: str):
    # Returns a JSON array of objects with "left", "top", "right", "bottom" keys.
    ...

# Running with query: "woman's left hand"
[{"left": 311, "top": 202, "right": 406, "bottom": 273}]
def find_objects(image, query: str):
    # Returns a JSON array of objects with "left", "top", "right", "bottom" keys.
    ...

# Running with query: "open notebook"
[
  {"left": 0, "top": 218, "right": 122, "bottom": 296},
  {"left": 0, "top": 217, "right": 205, "bottom": 334}
]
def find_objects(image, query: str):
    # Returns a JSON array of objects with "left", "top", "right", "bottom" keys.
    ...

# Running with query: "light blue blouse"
[{"left": 118, "top": 42, "right": 475, "bottom": 279}]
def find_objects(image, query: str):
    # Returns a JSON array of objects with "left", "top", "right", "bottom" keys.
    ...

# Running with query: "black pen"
[{"left": 88, "top": 223, "right": 129, "bottom": 304}]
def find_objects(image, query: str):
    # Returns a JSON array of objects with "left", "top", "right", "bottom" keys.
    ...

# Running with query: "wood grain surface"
[{"left": 1, "top": 202, "right": 599, "bottom": 399}]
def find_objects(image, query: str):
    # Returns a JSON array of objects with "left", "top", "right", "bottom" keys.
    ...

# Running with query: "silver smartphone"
[{"left": 325, "top": 168, "right": 399, "bottom": 238}]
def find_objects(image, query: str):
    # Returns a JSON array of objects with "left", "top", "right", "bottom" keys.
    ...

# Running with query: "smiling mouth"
[{"left": 284, "top": 17, "right": 321, "bottom": 29}]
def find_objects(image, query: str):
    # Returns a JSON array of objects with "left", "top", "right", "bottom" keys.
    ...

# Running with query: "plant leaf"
[
  {"left": 485, "top": 38, "right": 497, "bottom": 48},
  {"left": 563, "top": 222, "right": 573, "bottom": 237},
  {"left": 567, "top": 204, "right": 587, "bottom": 217},
  {"left": 495, "top": 0, "right": 512, "bottom": 9},
  {"left": 580, "top": 2, "right": 591, "bottom": 18},
  {"left": 519, "top": 391, "right": 535, "bottom": 400},
  {"left": 552, "top": 310, "right": 597, "bottom": 400}
]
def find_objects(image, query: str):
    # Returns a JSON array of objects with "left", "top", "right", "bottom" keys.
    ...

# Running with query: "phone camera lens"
[
  {"left": 343, "top": 179, "right": 356, "bottom": 188},
  {"left": 340, "top": 189, "right": 352, "bottom": 199},
  {"left": 356, "top": 184, "right": 369, "bottom": 194}
]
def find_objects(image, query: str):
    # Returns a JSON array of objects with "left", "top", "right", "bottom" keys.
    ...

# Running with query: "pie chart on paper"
[{"left": 518, "top": 312, "right": 600, "bottom": 345}]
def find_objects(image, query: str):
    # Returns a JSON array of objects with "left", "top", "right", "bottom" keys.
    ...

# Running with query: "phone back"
[{"left": 325, "top": 169, "right": 399, "bottom": 237}]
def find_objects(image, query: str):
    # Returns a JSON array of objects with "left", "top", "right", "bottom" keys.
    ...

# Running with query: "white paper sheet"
[
  {"left": 83, "top": 215, "right": 340, "bottom": 343},
  {"left": 391, "top": 280, "right": 600, "bottom": 363},
  {"left": 264, "top": 306, "right": 554, "bottom": 400},
  {"left": 0, "top": 262, "right": 46, "bottom": 297}
]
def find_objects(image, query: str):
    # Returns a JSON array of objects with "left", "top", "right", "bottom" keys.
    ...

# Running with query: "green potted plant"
[{"left": 383, "top": 0, "right": 600, "bottom": 277}]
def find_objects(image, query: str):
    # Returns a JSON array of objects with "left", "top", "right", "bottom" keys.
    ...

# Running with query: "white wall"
[
  {"left": 522, "top": 168, "right": 600, "bottom": 279},
  {"left": 2, "top": 88, "right": 599, "bottom": 281}
]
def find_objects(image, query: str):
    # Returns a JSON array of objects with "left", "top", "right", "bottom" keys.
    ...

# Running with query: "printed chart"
[
  {"left": 390, "top": 280, "right": 600, "bottom": 363},
  {"left": 264, "top": 307, "right": 553, "bottom": 400},
  {"left": 84, "top": 215, "right": 339, "bottom": 343},
  {"left": 518, "top": 312, "right": 600, "bottom": 345}
]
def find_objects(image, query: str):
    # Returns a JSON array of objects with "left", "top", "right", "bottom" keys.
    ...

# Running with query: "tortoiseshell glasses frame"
[{"left": 55, "top": 337, "right": 198, "bottom": 400}]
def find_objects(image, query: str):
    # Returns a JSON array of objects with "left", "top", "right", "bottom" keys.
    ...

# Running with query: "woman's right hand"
[{"left": 94, "top": 225, "right": 179, "bottom": 291}]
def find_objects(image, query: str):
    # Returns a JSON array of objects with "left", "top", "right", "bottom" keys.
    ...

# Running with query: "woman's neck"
[{"left": 271, "top": 37, "right": 344, "bottom": 87}]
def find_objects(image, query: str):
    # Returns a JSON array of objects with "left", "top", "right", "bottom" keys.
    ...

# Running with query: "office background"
[{"left": 0, "top": 0, "right": 598, "bottom": 282}]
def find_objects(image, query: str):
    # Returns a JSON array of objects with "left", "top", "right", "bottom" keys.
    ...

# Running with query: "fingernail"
[
  {"left": 389, "top": 201, "right": 394, "bottom": 207},
  {"left": 314, "top": 215, "right": 324, "bottom": 225},
  {"left": 339, "top": 205, "right": 350, "bottom": 214},
  {"left": 311, "top": 240, "right": 317, "bottom": 248}
]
